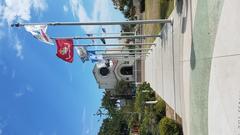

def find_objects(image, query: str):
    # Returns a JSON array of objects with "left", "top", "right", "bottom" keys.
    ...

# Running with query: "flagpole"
[
  {"left": 11, "top": 19, "right": 173, "bottom": 27},
  {"left": 88, "top": 32, "right": 135, "bottom": 35},
  {"left": 101, "top": 54, "right": 148, "bottom": 57},
  {"left": 109, "top": 57, "right": 145, "bottom": 61},
  {"left": 104, "top": 57, "right": 145, "bottom": 60},
  {"left": 89, "top": 48, "right": 152, "bottom": 52},
  {"left": 73, "top": 43, "right": 156, "bottom": 47},
  {"left": 98, "top": 52, "right": 149, "bottom": 55},
  {"left": 51, "top": 34, "right": 161, "bottom": 40}
]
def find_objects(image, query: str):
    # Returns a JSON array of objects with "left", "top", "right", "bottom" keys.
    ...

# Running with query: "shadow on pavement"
[
  {"left": 190, "top": 40, "right": 196, "bottom": 70},
  {"left": 176, "top": 0, "right": 183, "bottom": 14}
]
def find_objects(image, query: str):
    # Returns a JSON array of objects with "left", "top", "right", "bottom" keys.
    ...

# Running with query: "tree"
[
  {"left": 98, "top": 112, "right": 130, "bottom": 135},
  {"left": 98, "top": 118, "right": 120, "bottom": 135},
  {"left": 120, "top": 23, "right": 135, "bottom": 33},
  {"left": 101, "top": 91, "right": 117, "bottom": 116},
  {"left": 111, "top": 0, "right": 135, "bottom": 19},
  {"left": 114, "top": 80, "right": 135, "bottom": 99}
]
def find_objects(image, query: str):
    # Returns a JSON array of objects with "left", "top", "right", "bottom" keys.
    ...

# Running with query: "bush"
[
  {"left": 159, "top": 117, "right": 183, "bottom": 135},
  {"left": 140, "top": 115, "right": 152, "bottom": 135},
  {"left": 154, "top": 99, "right": 166, "bottom": 122}
]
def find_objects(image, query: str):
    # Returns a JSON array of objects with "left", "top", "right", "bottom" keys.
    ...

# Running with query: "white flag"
[
  {"left": 75, "top": 46, "right": 89, "bottom": 63},
  {"left": 24, "top": 25, "right": 53, "bottom": 45},
  {"left": 87, "top": 51, "right": 104, "bottom": 63}
]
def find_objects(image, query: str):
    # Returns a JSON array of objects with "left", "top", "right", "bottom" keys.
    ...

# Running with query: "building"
[{"left": 92, "top": 58, "right": 135, "bottom": 93}]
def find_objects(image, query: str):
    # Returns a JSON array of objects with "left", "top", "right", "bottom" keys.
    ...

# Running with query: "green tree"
[
  {"left": 101, "top": 91, "right": 117, "bottom": 116},
  {"left": 114, "top": 80, "right": 134, "bottom": 99},
  {"left": 98, "top": 112, "right": 130, "bottom": 135},
  {"left": 111, "top": 0, "right": 135, "bottom": 19}
]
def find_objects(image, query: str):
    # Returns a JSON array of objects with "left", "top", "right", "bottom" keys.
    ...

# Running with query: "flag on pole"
[
  {"left": 75, "top": 46, "right": 89, "bottom": 63},
  {"left": 55, "top": 39, "right": 74, "bottom": 63},
  {"left": 24, "top": 25, "right": 53, "bottom": 45},
  {"left": 100, "top": 27, "right": 106, "bottom": 44},
  {"left": 100, "top": 38, "right": 106, "bottom": 44},
  {"left": 86, "top": 34, "right": 95, "bottom": 44},
  {"left": 101, "top": 28, "right": 106, "bottom": 33},
  {"left": 87, "top": 51, "right": 104, "bottom": 63}
]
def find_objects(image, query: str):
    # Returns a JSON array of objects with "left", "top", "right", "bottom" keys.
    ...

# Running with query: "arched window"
[{"left": 120, "top": 66, "right": 133, "bottom": 75}]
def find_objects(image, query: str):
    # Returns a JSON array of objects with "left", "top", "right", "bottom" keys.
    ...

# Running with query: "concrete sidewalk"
[
  {"left": 208, "top": 0, "right": 240, "bottom": 134},
  {"left": 144, "top": 0, "right": 240, "bottom": 135}
]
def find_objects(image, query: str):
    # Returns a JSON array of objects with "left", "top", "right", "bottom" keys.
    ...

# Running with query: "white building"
[{"left": 92, "top": 58, "right": 135, "bottom": 91}]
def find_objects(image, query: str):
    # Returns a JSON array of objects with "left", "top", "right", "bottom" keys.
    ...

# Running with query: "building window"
[
  {"left": 99, "top": 67, "right": 109, "bottom": 76},
  {"left": 120, "top": 66, "right": 133, "bottom": 75}
]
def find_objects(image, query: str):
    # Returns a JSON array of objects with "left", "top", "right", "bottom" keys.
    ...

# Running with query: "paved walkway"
[
  {"left": 144, "top": 0, "right": 240, "bottom": 135},
  {"left": 144, "top": 0, "right": 184, "bottom": 122}
]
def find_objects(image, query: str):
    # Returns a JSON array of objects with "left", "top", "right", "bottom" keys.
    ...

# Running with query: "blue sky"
[{"left": 0, "top": 0, "right": 124, "bottom": 135}]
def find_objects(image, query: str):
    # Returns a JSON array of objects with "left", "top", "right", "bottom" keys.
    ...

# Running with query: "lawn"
[{"left": 143, "top": 0, "right": 174, "bottom": 43}]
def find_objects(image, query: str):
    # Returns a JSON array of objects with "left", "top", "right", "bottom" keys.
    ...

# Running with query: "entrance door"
[{"left": 120, "top": 66, "right": 133, "bottom": 75}]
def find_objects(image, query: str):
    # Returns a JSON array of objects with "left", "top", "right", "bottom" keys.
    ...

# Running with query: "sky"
[{"left": 0, "top": 0, "right": 124, "bottom": 135}]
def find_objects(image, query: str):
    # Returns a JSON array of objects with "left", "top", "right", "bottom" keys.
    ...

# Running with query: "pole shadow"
[
  {"left": 176, "top": 0, "right": 183, "bottom": 15},
  {"left": 190, "top": 40, "right": 196, "bottom": 70}
]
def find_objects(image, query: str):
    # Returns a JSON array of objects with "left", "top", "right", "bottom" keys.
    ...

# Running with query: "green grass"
[{"left": 144, "top": 0, "right": 174, "bottom": 43}]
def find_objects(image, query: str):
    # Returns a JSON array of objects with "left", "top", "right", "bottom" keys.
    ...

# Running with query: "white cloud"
[
  {"left": 14, "top": 38, "right": 24, "bottom": 60},
  {"left": 69, "top": 0, "right": 118, "bottom": 35},
  {"left": 69, "top": 0, "right": 92, "bottom": 33},
  {"left": 63, "top": 5, "right": 69, "bottom": 13},
  {"left": 0, "top": 0, "right": 47, "bottom": 25},
  {"left": 32, "top": 0, "right": 47, "bottom": 12}
]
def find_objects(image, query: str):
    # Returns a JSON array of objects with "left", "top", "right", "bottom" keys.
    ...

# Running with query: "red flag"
[{"left": 55, "top": 39, "right": 74, "bottom": 63}]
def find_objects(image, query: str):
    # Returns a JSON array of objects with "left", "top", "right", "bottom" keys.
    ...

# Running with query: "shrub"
[
  {"left": 159, "top": 117, "right": 183, "bottom": 135},
  {"left": 154, "top": 99, "right": 166, "bottom": 122},
  {"left": 140, "top": 115, "right": 151, "bottom": 135}
]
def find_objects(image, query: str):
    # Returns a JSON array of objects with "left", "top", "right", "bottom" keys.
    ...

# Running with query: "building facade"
[{"left": 92, "top": 59, "right": 135, "bottom": 91}]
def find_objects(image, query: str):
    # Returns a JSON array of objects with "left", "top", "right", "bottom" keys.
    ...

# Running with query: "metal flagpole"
[
  {"left": 105, "top": 57, "right": 145, "bottom": 61},
  {"left": 102, "top": 54, "right": 147, "bottom": 56},
  {"left": 50, "top": 34, "right": 161, "bottom": 40},
  {"left": 90, "top": 32, "right": 135, "bottom": 35},
  {"left": 103, "top": 55, "right": 146, "bottom": 58},
  {"left": 11, "top": 19, "right": 173, "bottom": 27},
  {"left": 89, "top": 48, "right": 152, "bottom": 52},
  {"left": 73, "top": 43, "right": 156, "bottom": 47},
  {"left": 98, "top": 52, "right": 149, "bottom": 55}
]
